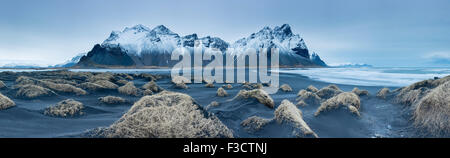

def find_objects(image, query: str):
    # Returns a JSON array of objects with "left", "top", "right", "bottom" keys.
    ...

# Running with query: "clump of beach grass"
[
  {"left": 0, "top": 80, "right": 7, "bottom": 89},
  {"left": 280, "top": 84, "right": 293, "bottom": 92},
  {"left": 15, "top": 84, "right": 55, "bottom": 99},
  {"left": 296, "top": 90, "right": 321, "bottom": 106},
  {"left": 274, "top": 100, "right": 318, "bottom": 138},
  {"left": 376, "top": 88, "right": 390, "bottom": 99},
  {"left": 306, "top": 85, "right": 318, "bottom": 93},
  {"left": 352, "top": 87, "right": 369, "bottom": 97},
  {"left": 234, "top": 89, "right": 275, "bottom": 108},
  {"left": 118, "top": 82, "right": 141, "bottom": 96},
  {"left": 142, "top": 81, "right": 161, "bottom": 92},
  {"left": 44, "top": 99, "right": 84, "bottom": 117},
  {"left": 0, "top": 93, "right": 15, "bottom": 110},
  {"left": 217, "top": 87, "right": 228, "bottom": 97},
  {"left": 241, "top": 116, "right": 271, "bottom": 133},
  {"left": 314, "top": 92, "right": 361, "bottom": 117},
  {"left": 99, "top": 96, "right": 128, "bottom": 105},
  {"left": 40, "top": 80, "right": 87, "bottom": 96},
  {"left": 93, "top": 80, "right": 119, "bottom": 90},
  {"left": 413, "top": 81, "right": 450, "bottom": 136},
  {"left": 316, "top": 84, "right": 343, "bottom": 99},
  {"left": 89, "top": 91, "right": 233, "bottom": 138}
]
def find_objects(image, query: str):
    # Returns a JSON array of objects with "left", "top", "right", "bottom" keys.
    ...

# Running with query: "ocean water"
[{"left": 277, "top": 67, "right": 450, "bottom": 87}]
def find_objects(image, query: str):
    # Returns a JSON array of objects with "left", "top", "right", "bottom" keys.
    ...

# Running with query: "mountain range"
[{"left": 69, "top": 24, "right": 327, "bottom": 68}]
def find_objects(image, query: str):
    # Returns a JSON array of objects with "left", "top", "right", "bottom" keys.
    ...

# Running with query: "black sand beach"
[{"left": 0, "top": 69, "right": 442, "bottom": 138}]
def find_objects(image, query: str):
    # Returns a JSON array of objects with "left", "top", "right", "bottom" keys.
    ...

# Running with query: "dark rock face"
[
  {"left": 291, "top": 43, "right": 310, "bottom": 58},
  {"left": 311, "top": 52, "right": 327, "bottom": 67},
  {"left": 77, "top": 44, "right": 135, "bottom": 67},
  {"left": 130, "top": 52, "right": 178, "bottom": 67}
]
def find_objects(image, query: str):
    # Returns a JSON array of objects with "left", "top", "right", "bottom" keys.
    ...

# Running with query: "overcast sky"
[{"left": 1, "top": 0, "right": 449, "bottom": 67}]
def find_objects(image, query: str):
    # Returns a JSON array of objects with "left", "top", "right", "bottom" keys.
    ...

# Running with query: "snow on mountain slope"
[
  {"left": 231, "top": 24, "right": 309, "bottom": 58},
  {"left": 75, "top": 24, "right": 326, "bottom": 67},
  {"left": 102, "top": 24, "right": 228, "bottom": 55},
  {"left": 52, "top": 53, "right": 86, "bottom": 67}
]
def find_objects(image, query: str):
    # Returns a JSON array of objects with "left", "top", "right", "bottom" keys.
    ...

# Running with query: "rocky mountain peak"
[{"left": 152, "top": 25, "right": 175, "bottom": 35}]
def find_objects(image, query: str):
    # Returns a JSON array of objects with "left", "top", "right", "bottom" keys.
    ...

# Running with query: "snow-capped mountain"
[
  {"left": 52, "top": 53, "right": 86, "bottom": 68},
  {"left": 230, "top": 24, "right": 323, "bottom": 66},
  {"left": 232, "top": 24, "right": 308, "bottom": 58},
  {"left": 102, "top": 24, "right": 228, "bottom": 54},
  {"left": 76, "top": 24, "right": 326, "bottom": 68}
]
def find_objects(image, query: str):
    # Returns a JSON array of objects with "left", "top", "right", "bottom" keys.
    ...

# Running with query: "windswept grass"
[
  {"left": 275, "top": 100, "right": 318, "bottom": 138},
  {"left": 0, "top": 93, "right": 15, "bottom": 110},
  {"left": 44, "top": 99, "right": 84, "bottom": 117},
  {"left": 90, "top": 91, "right": 233, "bottom": 138},
  {"left": 234, "top": 89, "right": 275, "bottom": 108},
  {"left": 315, "top": 92, "right": 361, "bottom": 117}
]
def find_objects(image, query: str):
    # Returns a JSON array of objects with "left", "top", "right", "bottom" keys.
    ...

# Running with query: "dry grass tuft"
[
  {"left": 88, "top": 73, "right": 114, "bottom": 82},
  {"left": 0, "top": 93, "right": 15, "bottom": 110},
  {"left": 296, "top": 100, "right": 307, "bottom": 107},
  {"left": 234, "top": 89, "right": 275, "bottom": 108},
  {"left": 139, "top": 73, "right": 157, "bottom": 81},
  {"left": 40, "top": 80, "right": 87, "bottom": 95},
  {"left": 327, "top": 84, "right": 341, "bottom": 91},
  {"left": 99, "top": 96, "right": 127, "bottom": 105},
  {"left": 171, "top": 76, "right": 190, "bottom": 84},
  {"left": 280, "top": 84, "right": 293, "bottom": 92},
  {"left": 142, "top": 81, "right": 161, "bottom": 92},
  {"left": 15, "top": 84, "right": 55, "bottom": 99},
  {"left": 274, "top": 100, "right": 318, "bottom": 138},
  {"left": 116, "top": 79, "right": 129, "bottom": 86},
  {"left": 40, "top": 79, "right": 77, "bottom": 86},
  {"left": 413, "top": 81, "right": 450, "bottom": 136},
  {"left": 90, "top": 91, "right": 233, "bottom": 138},
  {"left": 80, "top": 82, "right": 105, "bottom": 91},
  {"left": 316, "top": 85, "right": 343, "bottom": 99},
  {"left": 296, "top": 90, "right": 321, "bottom": 106},
  {"left": 15, "top": 76, "right": 37, "bottom": 85},
  {"left": 118, "top": 82, "right": 141, "bottom": 96},
  {"left": 352, "top": 87, "right": 369, "bottom": 96},
  {"left": 396, "top": 88, "right": 429, "bottom": 106},
  {"left": 251, "top": 83, "right": 263, "bottom": 89},
  {"left": 14, "top": 76, "right": 86, "bottom": 96},
  {"left": 376, "top": 88, "right": 390, "bottom": 99},
  {"left": 241, "top": 116, "right": 271, "bottom": 133},
  {"left": 315, "top": 92, "right": 361, "bottom": 117},
  {"left": 0, "top": 80, "right": 6, "bottom": 89},
  {"left": 93, "top": 80, "right": 119, "bottom": 90},
  {"left": 143, "top": 89, "right": 153, "bottom": 96},
  {"left": 115, "top": 73, "right": 134, "bottom": 81},
  {"left": 306, "top": 85, "right": 318, "bottom": 93},
  {"left": 174, "top": 82, "right": 189, "bottom": 89},
  {"left": 171, "top": 76, "right": 189, "bottom": 89},
  {"left": 217, "top": 87, "right": 228, "bottom": 97},
  {"left": 44, "top": 99, "right": 84, "bottom": 117}
]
